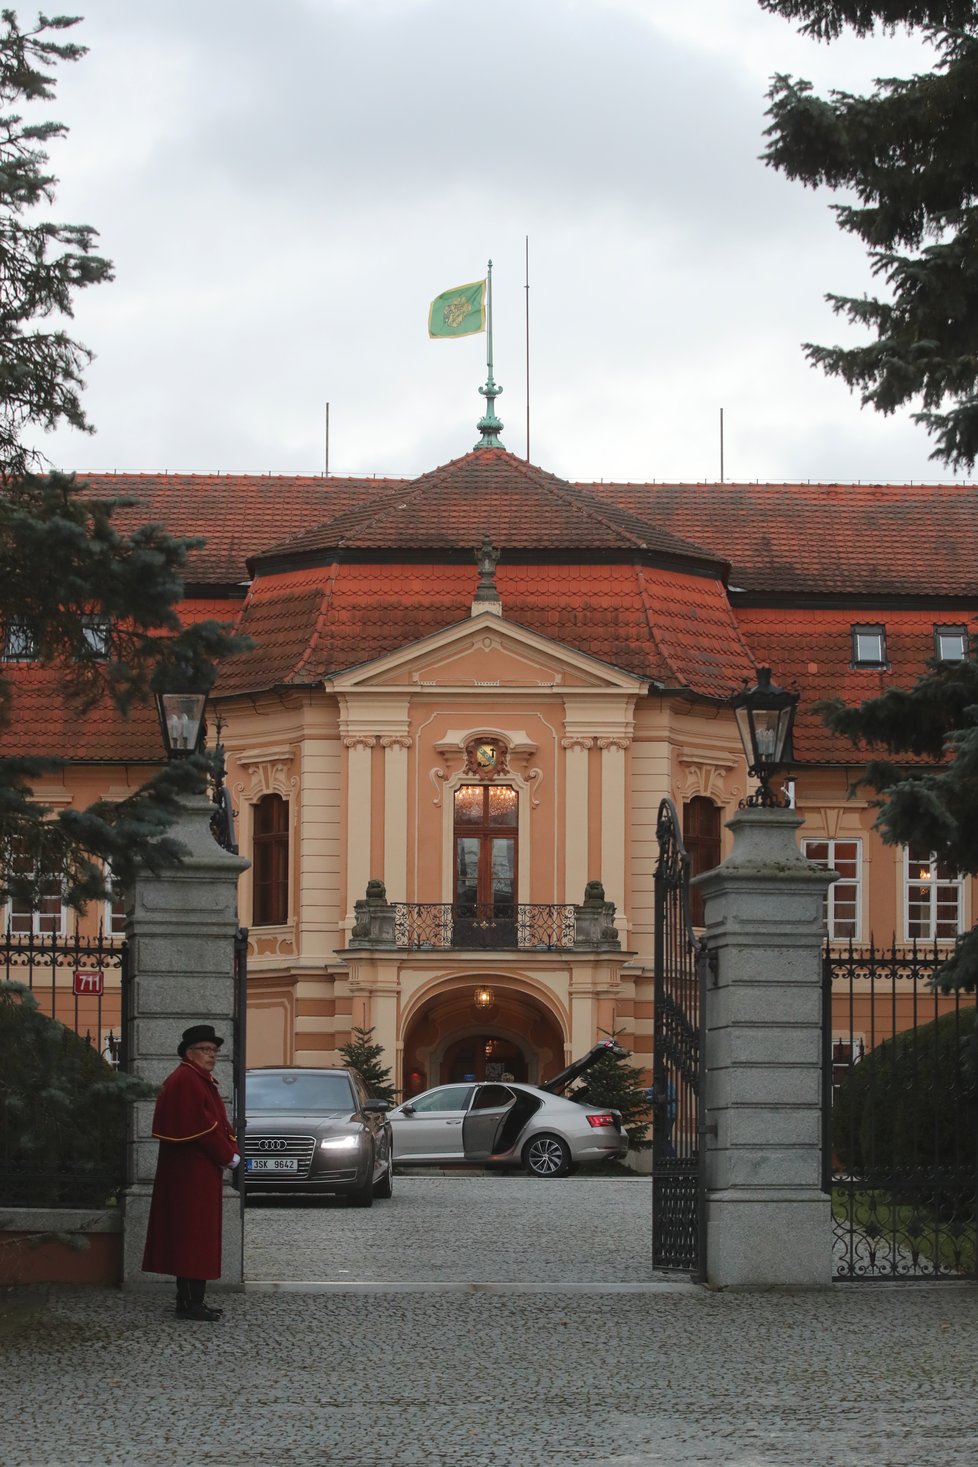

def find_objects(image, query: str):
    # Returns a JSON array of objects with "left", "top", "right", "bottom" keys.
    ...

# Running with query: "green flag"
[{"left": 428, "top": 279, "right": 486, "bottom": 339}]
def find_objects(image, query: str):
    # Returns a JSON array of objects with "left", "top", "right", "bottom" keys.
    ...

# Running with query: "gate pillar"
[
  {"left": 695, "top": 806, "right": 834, "bottom": 1288},
  {"left": 121, "top": 794, "right": 250, "bottom": 1290}
]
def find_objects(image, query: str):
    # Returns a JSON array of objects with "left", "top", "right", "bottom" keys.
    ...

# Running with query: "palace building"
[{"left": 7, "top": 411, "right": 977, "bottom": 1090}]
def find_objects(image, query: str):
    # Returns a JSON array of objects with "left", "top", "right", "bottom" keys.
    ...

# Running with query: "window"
[
  {"left": 2, "top": 623, "right": 36, "bottom": 661},
  {"left": 683, "top": 797, "right": 721, "bottom": 927},
  {"left": 104, "top": 871, "right": 127, "bottom": 937},
  {"left": 82, "top": 615, "right": 111, "bottom": 657},
  {"left": 935, "top": 625, "right": 967, "bottom": 662},
  {"left": 852, "top": 624, "right": 886, "bottom": 667},
  {"left": 453, "top": 784, "right": 518, "bottom": 916},
  {"left": 252, "top": 794, "right": 289, "bottom": 926},
  {"left": 905, "top": 844, "right": 963, "bottom": 941},
  {"left": 803, "top": 839, "right": 861, "bottom": 940},
  {"left": 4, "top": 842, "right": 66, "bottom": 936}
]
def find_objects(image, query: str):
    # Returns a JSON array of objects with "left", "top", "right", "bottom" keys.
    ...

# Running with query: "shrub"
[
  {"left": 833, "top": 1006, "right": 978, "bottom": 1184},
  {"left": 0, "top": 980, "right": 154, "bottom": 1207}
]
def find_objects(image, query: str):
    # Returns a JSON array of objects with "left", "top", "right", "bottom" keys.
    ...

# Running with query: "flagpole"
[
  {"left": 524, "top": 236, "right": 530, "bottom": 463},
  {"left": 475, "top": 257, "right": 505, "bottom": 449}
]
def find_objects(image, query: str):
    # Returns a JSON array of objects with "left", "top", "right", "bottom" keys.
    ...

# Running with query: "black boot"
[
  {"left": 183, "top": 1278, "right": 221, "bottom": 1322},
  {"left": 175, "top": 1278, "right": 192, "bottom": 1317}
]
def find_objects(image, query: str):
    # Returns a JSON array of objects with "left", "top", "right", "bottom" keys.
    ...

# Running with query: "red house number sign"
[{"left": 73, "top": 969, "right": 104, "bottom": 996}]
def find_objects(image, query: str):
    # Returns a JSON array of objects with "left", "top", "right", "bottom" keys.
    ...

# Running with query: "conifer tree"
[
  {"left": 819, "top": 658, "right": 978, "bottom": 988},
  {"left": 571, "top": 1030, "right": 651, "bottom": 1152},
  {"left": 0, "top": 12, "right": 242, "bottom": 912},
  {"left": 339, "top": 1026, "right": 397, "bottom": 1103},
  {"left": 760, "top": 2, "right": 978, "bottom": 468}
]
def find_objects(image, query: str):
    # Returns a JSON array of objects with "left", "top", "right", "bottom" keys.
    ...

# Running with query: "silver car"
[
  {"left": 389, "top": 1081, "right": 627, "bottom": 1177},
  {"left": 244, "top": 1067, "right": 393, "bottom": 1206}
]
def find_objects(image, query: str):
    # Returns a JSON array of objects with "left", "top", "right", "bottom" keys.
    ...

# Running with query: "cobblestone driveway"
[{"left": 245, "top": 1174, "right": 658, "bottom": 1285}]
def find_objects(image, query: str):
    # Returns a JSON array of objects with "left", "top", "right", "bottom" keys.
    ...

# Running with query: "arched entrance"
[{"left": 401, "top": 979, "right": 565, "bottom": 1094}]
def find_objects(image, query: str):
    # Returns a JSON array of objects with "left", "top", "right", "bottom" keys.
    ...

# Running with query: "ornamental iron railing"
[
  {"left": 825, "top": 939, "right": 978, "bottom": 1282},
  {"left": 393, "top": 902, "right": 577, "bottom": 951}
]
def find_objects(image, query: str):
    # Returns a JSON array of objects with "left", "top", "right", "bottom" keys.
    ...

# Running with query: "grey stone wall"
[
  {"left": 122, "top": 794, "right": 249, "bottom": 1289},
  {"left": 695, "top": 807, "right": 835, "bottom": 1288}
]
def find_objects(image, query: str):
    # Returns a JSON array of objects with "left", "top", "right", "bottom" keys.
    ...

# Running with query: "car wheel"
[
  {"left": 374, "top": 1152, "right": 394, "bottom": 1199},
  {"left": 523, "top": 1133, "right": 571, "bottom": 1177}
]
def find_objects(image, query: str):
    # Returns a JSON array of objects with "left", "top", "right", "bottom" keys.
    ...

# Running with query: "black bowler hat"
[{"left": 178, "top": 1024, "right": 225, "bottom": 1058}]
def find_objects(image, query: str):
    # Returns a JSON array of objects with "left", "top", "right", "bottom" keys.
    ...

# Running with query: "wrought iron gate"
[
  {"left": 825, "top": 941, "right": 978, "bottom": 1281},
  {"left": 652, "top": 798, "right": 707, "bottom": 1278}
]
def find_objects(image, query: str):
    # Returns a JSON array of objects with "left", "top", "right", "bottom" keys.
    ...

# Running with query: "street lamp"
[
  {"left": 155, "top": 690, "right": 208, "bottom": 759},
  {"left": 473, "top": 986, "right": 495, "bottom": 1011},
  {"left": 731, "top": 666, "right": 798, "bottom": 808}
]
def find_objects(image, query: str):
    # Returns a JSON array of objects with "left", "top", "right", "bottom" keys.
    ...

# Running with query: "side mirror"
[
  {"left": 401, "top": 1103, "right": 416, "bottom": 1116},
  {"left": 361, "top": 1098, "right": 391, "bottom": 1114}
]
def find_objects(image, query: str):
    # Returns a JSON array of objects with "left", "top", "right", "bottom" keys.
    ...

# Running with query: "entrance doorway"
[{"left": 401, "top": 982, "right": 564, "bottom": 1091}]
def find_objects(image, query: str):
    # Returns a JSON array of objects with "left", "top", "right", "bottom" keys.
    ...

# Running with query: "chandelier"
[{"left": 473, "top": 986, "right": 495, "bottom": 1011}]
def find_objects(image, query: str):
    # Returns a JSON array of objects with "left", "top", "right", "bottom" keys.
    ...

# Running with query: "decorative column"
[
  {"left": 562, "top": 737, "right": 591, "bottom": 902},
  {"left": 695, "top": 807, "right": 835, "bottom": 1288},
  {"left": 381, "top": 735, "right": 411, "bottom": 902},
  {"left": 122, "top": 795, "right": 250, "bottom": 1290},
  {"left": 598, "top": 736, "right": 629, "bottom": 940},
  {"left": 343, "top": 735, "right": 375, "bottom": 920}
]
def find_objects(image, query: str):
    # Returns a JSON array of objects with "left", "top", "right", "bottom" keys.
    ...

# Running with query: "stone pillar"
[
  {"left": 695, "top": 807, "right": 834, "bottom": 1289},
  {"left": 122, "top": 794, "right": 250, "bottom": 1290},
  {"left": 344, "top": 736, "right": 375, "bottom": 920},
  {"left": 381, "top": 735, "right": 410, "bottom": 902},
  {"left": 562, "top": 737, "right": 591, "bottom": 903},
  {"left": 598, "top": 737, "right": 629, "bottom": 941}
]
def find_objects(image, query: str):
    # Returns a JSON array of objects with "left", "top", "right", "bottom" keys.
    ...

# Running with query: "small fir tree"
[
  {"left": 571, "top": 1031, "right": 651, "bottom": 1152},
  {"left": 339, "top": 1026, "right": 396, "bottom": 1103}
]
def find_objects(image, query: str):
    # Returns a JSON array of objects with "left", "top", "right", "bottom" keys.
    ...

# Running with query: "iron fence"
[
  {"left": 825, "top": 940, "right": 978, "bottom": 1281},
  {"left": 0, "top": 926, "right": 131, "bottom": 1208},
  {"left": 393, "top": 902, "right": 576, "bottom": 951}
]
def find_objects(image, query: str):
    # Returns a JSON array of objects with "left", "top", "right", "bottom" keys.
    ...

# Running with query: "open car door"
[{"left": 461, "top": 1084, "right": 518, "bottom": 1161}]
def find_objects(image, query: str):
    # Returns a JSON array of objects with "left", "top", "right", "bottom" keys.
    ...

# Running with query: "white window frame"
[
  {"left": 803, "top": 837, "right": 862, "bottom": 941},
  {"left": 5, "top": 873, "right": 68, "bottom": 938},
  {"left": 82, "top": 614, "right": 111, "bottom": 657},
  {"left": 103, "top": 870, "right": 128, "bottom": 938},
  {"left": 934, "top": 625, "right": 967, "bottom": 662},
  {"left": 904, "top": 845, "right": 964, "bottom": 943}
]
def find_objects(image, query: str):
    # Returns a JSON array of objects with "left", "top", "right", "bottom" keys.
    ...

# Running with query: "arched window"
[
  {"left": 252, "top": 794, "right": 289, "bottom": 926},
  {"left": 683, "top": 797, "right": 721, "bottom": 928}
]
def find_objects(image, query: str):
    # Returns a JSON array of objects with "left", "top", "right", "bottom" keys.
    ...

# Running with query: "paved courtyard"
[{"left": 1, "top": 1174, "right": 976, "bottom": 1467}]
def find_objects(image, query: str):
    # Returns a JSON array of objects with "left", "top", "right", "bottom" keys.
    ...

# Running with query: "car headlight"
[{"left": 319, "top": 1135, "right": 360, "bottom": 1151}]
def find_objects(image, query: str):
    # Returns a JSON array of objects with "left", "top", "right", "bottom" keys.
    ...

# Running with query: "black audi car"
[{"left": 244, "top": 1066, "right": 393, "bottom": 1206}]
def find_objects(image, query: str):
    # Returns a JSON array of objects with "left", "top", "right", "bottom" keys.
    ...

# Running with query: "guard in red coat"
[{"left": 142, "top": 1024, "right": 240, "bottom": 1321}]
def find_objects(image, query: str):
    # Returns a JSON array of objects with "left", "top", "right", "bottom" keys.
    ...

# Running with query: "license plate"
[{"left": 247, "top": 1158, "right": 298, "bottom": 1172}]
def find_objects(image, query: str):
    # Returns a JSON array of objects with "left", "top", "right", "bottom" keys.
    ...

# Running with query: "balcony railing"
[{"left": 393, "top": 902, "right": 577, "bottom": 951}]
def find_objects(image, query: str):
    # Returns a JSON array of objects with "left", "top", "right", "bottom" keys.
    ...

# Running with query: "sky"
[{"left": 22, "top": 0, "right": 964, "bottom": 487}]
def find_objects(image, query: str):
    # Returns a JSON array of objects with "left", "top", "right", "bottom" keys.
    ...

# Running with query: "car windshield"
[{"left": 248, "top": 1072, "right": 354, "bottom": 1112}]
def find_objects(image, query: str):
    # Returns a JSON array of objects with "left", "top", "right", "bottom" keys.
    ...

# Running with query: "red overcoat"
[{"left": 142, "top": 1059, "right": 238, "bottom": 1280}]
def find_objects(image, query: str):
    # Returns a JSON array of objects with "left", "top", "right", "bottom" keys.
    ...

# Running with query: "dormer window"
[
  {"left": 852, "top": 624, "right": 886, "bottom": 668},
  {"left": 2, "top": 623, "right": 35, "bottom": 661},
  {"left": 82, "top": 615, "right": 111, "bottom": 657},
  {"left": 934, "top": 625, "right": 967, "bottom": 662}
]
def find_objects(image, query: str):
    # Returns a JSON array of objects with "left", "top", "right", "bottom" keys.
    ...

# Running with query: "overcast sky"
[{"left": 26, "top": 0, "right": 960, "bottom": 486}]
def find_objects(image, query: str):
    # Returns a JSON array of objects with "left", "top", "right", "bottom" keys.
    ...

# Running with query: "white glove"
[{"left": 230, "top": 1153, "right": 241, "bottom": 1168}]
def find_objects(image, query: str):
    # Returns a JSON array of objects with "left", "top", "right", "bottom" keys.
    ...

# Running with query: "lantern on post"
[
  {"left": 155, "top": 689, "right": 208, "bottom": 759},
  {"left": 731, "top": 666, "right": 798, "bottom": 808}
]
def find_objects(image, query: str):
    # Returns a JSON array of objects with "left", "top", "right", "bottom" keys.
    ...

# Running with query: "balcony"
[
  {"left": 394, "top": 902, "right": 576, "bottom": 951},
  {"left": 347, "top": 881, "right": 621, "bottom": 953}
]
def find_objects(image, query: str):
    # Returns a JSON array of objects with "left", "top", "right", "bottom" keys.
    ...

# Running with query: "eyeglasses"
[{"left": 190, "top": 1044, "right": 219, "bottom": 1055}]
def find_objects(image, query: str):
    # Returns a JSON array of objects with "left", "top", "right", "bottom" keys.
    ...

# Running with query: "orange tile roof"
[
  {"left": 584, "top": 480, "right": 978, "bottom": 597},
  {"left": 734, "top": 606, "right": 976, "bottom": 762},
  {"left": 254, "top": 449, "right": 723, "bottom": 568},
  {"left": 0, "top": 663, "right": 163, "bottom": 761},
  {"left": 216, "top": 559, "right": 754, "bottom": 698}
]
